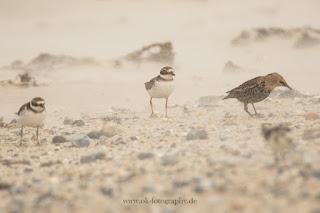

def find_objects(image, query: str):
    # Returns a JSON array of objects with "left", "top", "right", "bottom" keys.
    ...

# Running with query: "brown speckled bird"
[{"left": 222, "top": 73, "right": 292, "bottom": 116}]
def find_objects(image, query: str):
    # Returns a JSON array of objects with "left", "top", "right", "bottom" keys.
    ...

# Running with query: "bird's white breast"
[
  {"left": 17, "top": 110, "right": 46, "bottom": 127},
  {"left": 147, "top": 80, "right": 175, "bottom": 98}
]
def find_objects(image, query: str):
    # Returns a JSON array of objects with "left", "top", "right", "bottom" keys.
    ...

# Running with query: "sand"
[{"left": 0, "top": 0, "right": 320, "bottom": 213}]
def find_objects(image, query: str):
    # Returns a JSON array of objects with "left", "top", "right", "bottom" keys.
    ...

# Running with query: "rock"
[
  {"left": 87, "top": 131, "right": 101, "bottom": 139},
  {"left": 101, "top": 114, "right": 122, "bottom": 124},
  {"left": 173, "top": 181, "right": 189, "bottom": 188},
  {"left": 80, "top": 151, "right": 106, "bottom": 164},
  {"left": 100, "top": 125, "right": 122, "bottom": 137},
  {"left": 143, "top": 184, "right": 155, "bottom": 192},
  {"left": 99, "top": 186, "right": 114, "bottom": 197},
  {"left": 63, "top": 118, "right": 73, "bottom": 125},
  {"left": 40, "top": 160, "right": 62, "bottom": 167},
  {"left": 52, "top": 136, "right": 67, "bottom": 143},
  {"left": 161, "top": 154, "right": 179, "bottom": 166},
  {"left": 194, "top": 185, "right": 205, "bottom": 194},
  {"left": 10, "top": 119, "right": 17, "bottom": 124},
  {"left": 130, "top": 136, "right": 138, "bottom": 141},
  {"left": 0, "top": 182, "right": 11, "bottom": 190},
  {"left": 72, "top": 134, "right": 91, "bottom": 147},
  {"left": 303, "top": 128, "right": 320, "bottom": 140},
  {"left": 219, "top": 133, "right": 232, "bottom": 141},
  {"left": 73, "top": 120, "right": 85, "bottom": 126},
  {"left": 10, "top": 185, "right": 26, "bottom": 194},
  {"left": 312, "top": 170, "right": 320, "bottom": 180},
  {"left": 305, "top": 113, "right": 320, "bottom": 120},
  {"left": 24, "top": 168, "right": 33, "bottom": 173},
  {"left": 186, "top": 129, "right": 208, "bottom": 140},
  {"left": 137, "top": 152, "right": 154, "bottom": 160}
]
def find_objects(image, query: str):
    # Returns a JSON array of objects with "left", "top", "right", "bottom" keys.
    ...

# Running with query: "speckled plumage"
[{"left": 223, "top": 73, "right": 292, "bottom": 116}]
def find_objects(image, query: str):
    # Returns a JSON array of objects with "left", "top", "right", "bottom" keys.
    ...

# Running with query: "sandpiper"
[{"left": 222, "top": 73, "right": 292, "bottom": 116}]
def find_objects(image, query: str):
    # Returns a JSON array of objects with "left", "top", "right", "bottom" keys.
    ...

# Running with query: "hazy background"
[{"left": 0, "top": 0, "right": 320, "bottom": 119}]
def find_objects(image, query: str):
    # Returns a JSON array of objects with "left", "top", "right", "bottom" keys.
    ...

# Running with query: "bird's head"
[
  {"left": 30, "top": 97, "right": 45, "bottom": 112},
  {"left": 265, "top": 73, "right": 292, "bottom": 90},
  {"left": 160, "top": 66, "right": 175, "bottom": 80}
]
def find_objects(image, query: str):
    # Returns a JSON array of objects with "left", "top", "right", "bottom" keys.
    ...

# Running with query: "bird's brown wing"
[
  {"left": 17, "top": 103, "right": 29, "bottom": 116},
  {"left": 144, "top": 76, "right": 159, "bottom": 90},
  {"left": 227, "top": 76, "right": 263, "bottom": 94}
]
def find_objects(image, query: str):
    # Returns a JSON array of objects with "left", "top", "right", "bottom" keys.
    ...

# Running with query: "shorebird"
[
  {"left": 222, "top": 73, "right": 292, "bottom": 116},
  {"left": 16, "top": 97, "right": 46, "bottom": 146},
  {"left": 145, "top": 66, "right": 175, "bottom": 118},
  {"left": 262, "top": 124, "right": 295, "bottom": 164}
]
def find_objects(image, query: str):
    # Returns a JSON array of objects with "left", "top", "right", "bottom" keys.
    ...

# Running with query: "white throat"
[
  {"left": 160, "top": 74, "right": 173, "bottom": 80},
  {"left": 30, "top": 104, "right": 44, "bottom": 112}
]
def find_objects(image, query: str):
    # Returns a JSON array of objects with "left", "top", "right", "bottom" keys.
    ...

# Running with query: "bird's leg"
[
  {"left": 19, "top": 126, "right": 24, "bottom": 147},
  {"left": 36, "top": 126, "right": 41, "bottom": 146},
  {"left": 165, "top": 98, "right": 169, "bottom": 118},
  {"left": 149, "top": 98, "right": 157, "bottom": 118},
  {"left": 252, "top": 103, "right": 263, "bottom": 118},
  {"left": 244, "top": 103, "right": 253, "bottom": 117}
]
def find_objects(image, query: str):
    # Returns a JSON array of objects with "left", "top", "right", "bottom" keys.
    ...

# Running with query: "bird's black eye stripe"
[
  {"left": 280, "top": 81, "right": 285, "bottom": 85},
  {"left": 160, "top": 70, "right": 168, "bottom": 75}
]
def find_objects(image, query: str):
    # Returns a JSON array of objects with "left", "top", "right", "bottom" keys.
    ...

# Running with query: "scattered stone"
[
  {"left": 63, "top": 118, "right": 73, "bottom": 125},
  {"left": 0, "top": 182, "right": 11, "bottom": 190},
  {"left": 10, "top": 185, "right": 26, "bottom": 194},
  {"left": 2, "top": 160, "right": 30, "bottom": 166},
  {"left": 312, "top": 170, "right": 320, "bottom": 180},
  {"left": 219, "top": 133, "right": 232, "bottom": 141},
  {"left": 161, "top": 154, "right": 179, "bottom": 166},
  {"left": 303, "top": 128, "right": 320, "bottom": 140},
  {"left": 143, "top": 184, "right": 155, "bottom": 192},
  {"left": 137, "top": 152, "right": 154, "bottom": 160},
  {"left": 173, "top": 181, "right": 189, "bottom": 188},
  {"left": 10, "top": 119, "right": 17, "bottom": 124},
  {"left": 194, "top": 185, "right": 205, "bottom": 194},
  {"left": 80, "top": 151, "right": 106, "bottom": 164},
  {"left": 130, "top": 136, "right": 138, "bottom": 141},
  {"left": 72, "top": 134, "right": 91, "bottom": 147},
  {"left": 24, "top": 168, "right": 33, "bottom": 173},
  {"left": 100, "top": 125, "right": 122, "bottom": 137},
  {"left": 186, "top": 129, "right": 208, "bottom": 140},
  {"left": 40, "top": 160, "right": 62, "bottom": 167},
  {"left": 52, "top": 136, "right": 67, "bottom": 143},
  {"left": 87, "top": 131, "right": 101, "bottom": 139},
  {"left": 99, "top": 186, "right": 114, "bottom": 197},
  {"left": 73, "top": 120, "right": 85, "bottom": 126},
  {"left": 305, "top": 113, "right": 320, "bottom": 120}
]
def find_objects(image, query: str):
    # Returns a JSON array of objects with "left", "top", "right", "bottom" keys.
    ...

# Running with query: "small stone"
[
  {"left": 130, "top": 136, "right": 138, "bottom": 141},
  {"left": 99, "top": 186, "right": 114, "bottom": 197},
  {"left": 305, "top": 113, "right": 320, "bottom": 120},
  {"left": 219, "top": 132, "right": 232, "bottom": 141},
  {"left": 194, "top": 185, "right": 205, "bottom": 194},
  {"left": 186, "top": 129, "right": 208, "bottom": 140},
  {"left": 63, "top": 118, "right": 73, "bottom": 125},
  {"left": 312, "top": 170, "right": 320, "bottom": 179},
  {"left": 73, "top": 120, "right": 85, "bottom": 126},
  {"left": 137, "top": 152, "right": 154, "bottom": 160},
  {"left": 10, "top": 119, "right": 17, "bottom": 124},
  {"left": 24, "top": 168, "right": 33, "bottom": 173},
  {"left": 12, "top": 129, "right": 21, "bottom": 136},
  {"left": 303, "top": 128, "right": 320, "bottom": 140},
  {"left": 10, "top": 185, "right": 26, "bottom": 194},
  {"left": 72, "top": 134, "right": 90, "bottom": 147},
  {"left": 161, "top": 154, "right": 179, "bottom": 166},
  {"left": 52, "top": 136, "right": 67, "bottom": 143},
  {"left": 0, "top": 182, "right": 11, "bottom": 190},
  {"left": 173, "top": 181, "right": 189, "bottom": 188},
  {"left": 80, "top": 151, "right": 106, "bottom": 164},
  {"left": 100, "top": 125, "right": 122, "bottom": 137},
  {"left": 87, "top": 131, "right": 101, "bottom": 139},
  {"left": 143, "top": 184, "right": 155, "bottom": 192}
]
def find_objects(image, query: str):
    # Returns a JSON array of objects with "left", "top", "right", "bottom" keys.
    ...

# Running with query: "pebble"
[
  {"left": 99, "top": 186, "right": 114, "bottom": 197},
  {"left": 137, "top": 152, "right": 154, "bottom": 160},
  {"left": 73, "top": 120, "right": 85, "bottom": 126},
  {"left": 161, "top": 154, "right": 179, "bottom": 166},
  {"left": 63, "top": 118, "right": 73, "bottom": 125},
  {"left": 10, "top": 185, "right": 26, "bottom": 194},
  {"left": 219, "top": 132, "right": 232, "bottom": 141},
  {"left": 10, "top": 119, "right": 17, "bottom": 124},
  {"left": 80, "top": 151, "right": 106, "bottom": 164},
  {"left": 130, "top": 136, "right": 138, "bottom": 141},
  {"left": 143, "top": 184, "right": 156, "bottom": 192},
  {"left": 305, "top": 113, "right": 320, "bottom": 120},
  {"left": 186, "top": 129, "right": 208, "bottom": 140},
  {"left": 303, "top": 128, "right": 320, "bottom": 140},
  {"left": 52, "top": 136, "right": 67, "bottom": 143},
  {"left": 87, "top": 131, "right": 101, "bottom": 139},
  {"left": 72, "top": 134, "right": 91, "bottom": 147},
  {"left": 100, "top": 125, "right": 122, "bottom": 137}
]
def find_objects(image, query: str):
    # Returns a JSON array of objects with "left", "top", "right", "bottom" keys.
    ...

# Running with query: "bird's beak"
[
  {"left": 172, "top": 73, "right": 175, "bottom": 76},
  {"left": 284, "top": 83, "right": 292, "bottom": 90}
]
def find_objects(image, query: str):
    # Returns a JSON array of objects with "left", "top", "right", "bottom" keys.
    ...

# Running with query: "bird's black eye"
[
  {"left": 280, "top": 81, "right": 285, "bottom": 85},
  {"left": 160, "top": 70, "right": 167, "bottom": 75}
]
